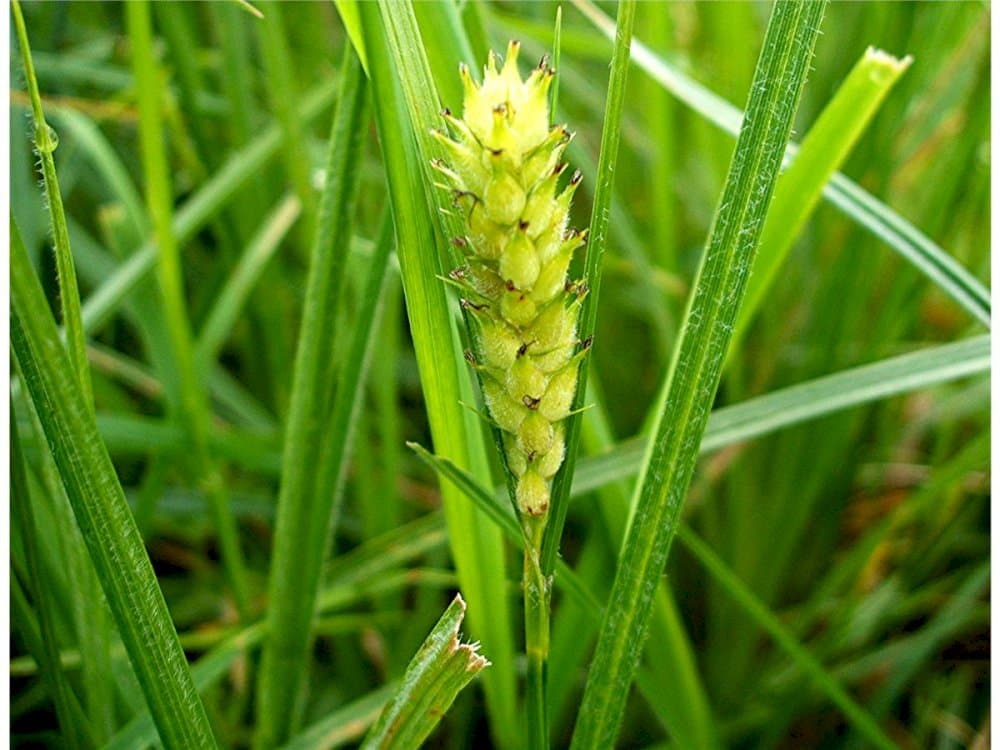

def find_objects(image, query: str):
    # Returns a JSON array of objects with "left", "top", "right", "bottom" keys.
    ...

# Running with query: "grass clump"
[{"left": 9, "top": 2, "right": 989, "bottom": 749}]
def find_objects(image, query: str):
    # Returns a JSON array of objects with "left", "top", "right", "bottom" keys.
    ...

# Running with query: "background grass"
[{"left": 10, "top": 2, "right": 989, "bottom": 749}]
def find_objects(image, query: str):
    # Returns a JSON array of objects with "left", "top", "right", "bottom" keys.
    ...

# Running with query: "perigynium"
[{"left": 432, "top": 40, "right": 588, "bottom": 521}]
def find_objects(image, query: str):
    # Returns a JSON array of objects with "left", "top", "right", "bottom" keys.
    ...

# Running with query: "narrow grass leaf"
[
  {"left": 358, "top": 6, "right": 518, "bottom": 745},
  {"left": 267, "top": 211, "right": 395, "bottom": 741},
  {"left": 569, "top": 5, "right": 827, "bottom": 748},
  {"left": 333, "top": 1, "right": 369, "bottom": 74},
  {"left": 360, "top": 595, "right": 489, "bottom": 750},
  {"left": 11, "top": 9, "right": 118, "bottom": 729},
  {"left": 254, "top": 46, "right": 368, "bottom": 749},
  {"left": 734, "top": 46, "right": 912, "bottom": 347},
  {"left": 576, "top": 392, "right": 720, "bottom": 749},
  {"left": 571, "top": 334, "right": 990, "bottom": 497},
  {"left": 541, "top": 0, "right": 636, "bottom": 577},
  {"left": 12, "top": 219, "right": 218, "bottom": 749},
  {"left": 549, "top": 7, "right": 563, "bottom": 120},
  {"left": 11, "top": 0, "right": 93, "bottom": 405},
  {"left": 573, "top": 0, "right": 991, "bottom": 328}
]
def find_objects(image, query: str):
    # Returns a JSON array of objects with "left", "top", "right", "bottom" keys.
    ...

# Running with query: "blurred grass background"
[{"left": 10, "top": 1, "right": 989, "bottom": 748}]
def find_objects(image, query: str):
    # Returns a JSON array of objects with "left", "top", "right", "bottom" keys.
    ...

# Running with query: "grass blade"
[
  {"left": 569, "top": 4, "right": 827, "bottom": 747},
  {"left": 358, "top": 6, "right": 518, "bottom": 745},
  {"left": 541, "top": 0, "right": 636, "bottom": 579},
  {"left": 360, "top": 595, "right": 489, "bottom": 750},
  {"left": 12, "top": 218, "right": 218, "bottom": 748},
  {"left": 11, "top": 0, "right": 92, "bottom": 406},
  {"left": 734, "top": 46, "right": 912, "bottom": 347},
  {"left": 254, "top": 45, "right": 368, "bottom": 749},
  {"left": 575, "top": 388, "right": 720, "bottom": 749},
  {"left": 571, "top": 334, "right": 990, "bottom": 497},
  {"left": 11, "top": 5, "right": 119, "bottom": 731}
]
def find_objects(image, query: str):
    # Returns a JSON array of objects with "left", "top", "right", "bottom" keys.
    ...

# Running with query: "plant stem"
[{"left": 523, "top": 519, "right": 551, "bottom": 750}]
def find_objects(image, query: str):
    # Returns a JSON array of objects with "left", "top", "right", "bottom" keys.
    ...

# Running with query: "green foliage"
[
  {"left": 361, "top": 595, "right": 489, "bottom": 750},
  {"left": 10, "top": 2, "right": 989, "bottom": 749}
]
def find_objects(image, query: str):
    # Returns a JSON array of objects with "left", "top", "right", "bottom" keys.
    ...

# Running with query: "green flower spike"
[{"left": 433, "top": 41, "right": 589, "bottom": 519}]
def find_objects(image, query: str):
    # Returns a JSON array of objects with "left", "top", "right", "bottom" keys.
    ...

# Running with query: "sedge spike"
[{"left": 435, "top": 41, "right": 586, "bottom": 519}]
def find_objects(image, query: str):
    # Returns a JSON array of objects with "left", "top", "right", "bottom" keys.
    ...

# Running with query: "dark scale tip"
[
  {"left": 553, "top": 162, "right": 568, "bottom": 177},
  {"left": 523, "top": 395, "right": 541, "bottom": 410},
  {"left": 451, "top": 237, "right": 468, "bottom": 248},
  {"left": 570, "top": 169, "right": 583, "bottom": 186},
  {"left": 460, "top": 298, "right": 485, "bottom": 311},
  {"left": 527, "top": 450, "right": 537, "bottom": 463},
  {"left": 516, "top": 341, "right": 530, "bottom": 358},
  {"left": 441, "top": 107, "right": 452, "bottom": 117},
  {"left": 464, "top": 349, "right": 477, "bottom": 365},
  {"left": 518, "top": 220, "right": 530, "bottom": 232},
  {"left": 537, "top": 54, "right": 550, "bottom": 70},
  {"left": 451, "top": 189, "right": 477, "bottom": 208},
  {"left": 581, "top": 335, "right": 594, "bottom": 351},
  {"left": 505, "top": 280, "right": 517, "bottom": 292}
]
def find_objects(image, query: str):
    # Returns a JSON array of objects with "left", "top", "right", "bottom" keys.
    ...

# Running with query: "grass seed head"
[{"left": 436, "top": 41, "right": 586, "bottom": 518}]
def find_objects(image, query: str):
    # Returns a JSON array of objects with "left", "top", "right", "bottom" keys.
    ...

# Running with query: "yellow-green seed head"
[{"left": 436, "top": 41, "right": 587, "bottom": 519}]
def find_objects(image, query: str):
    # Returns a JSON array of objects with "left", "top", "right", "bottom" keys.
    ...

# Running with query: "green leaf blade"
[
  {"left": 569, "top": 4, "right": 828, "bottom": 747},
  {"left": 12, "top": 220, "right": 219, "bottom": 749},
  {"left": 254, "top": 45, "right": 370, "bottom": 749}
]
